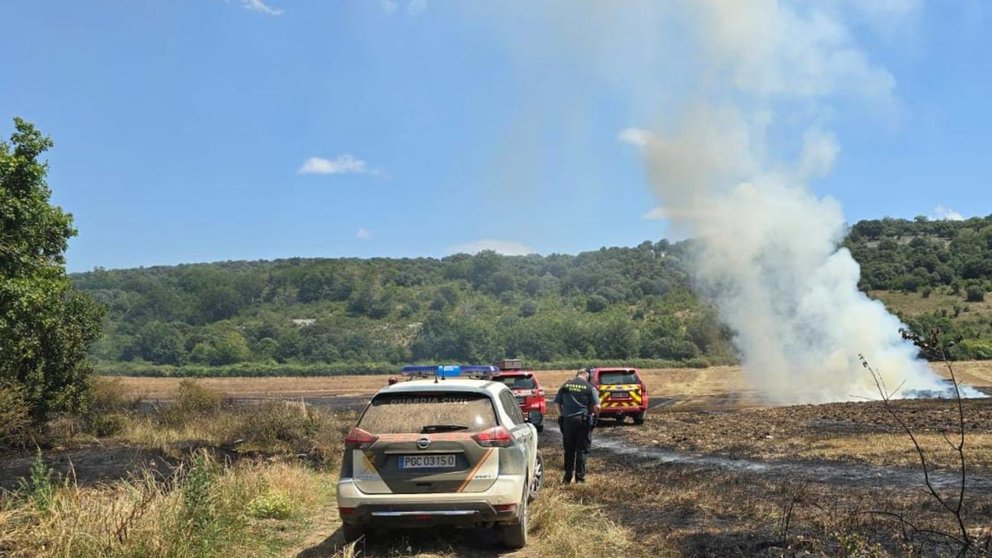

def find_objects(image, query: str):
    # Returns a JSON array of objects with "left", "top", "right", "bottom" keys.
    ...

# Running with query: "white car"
[{"left": 337, "top": 374, "right": 544, "bottom": 548}]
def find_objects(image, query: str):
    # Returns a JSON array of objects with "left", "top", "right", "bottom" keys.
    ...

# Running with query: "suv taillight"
[
  {"left": 472, "top": 426, "right": 514, "bottom": 448},
  {"left": 344, "top": 427, "right": 378, "bottom": 450},
  {"left": 640, "top": 382, "right": 647, "bottom": 396}
]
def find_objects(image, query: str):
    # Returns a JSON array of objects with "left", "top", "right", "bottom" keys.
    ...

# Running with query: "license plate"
[
  {"left": 515, "top": 395, "right": 525, "bottom": 404},
  {"left": 610, "top": 391, "right": 631, "bottom": 400},
  {"left": 399, "top": 454, "right": 457, "bottom": 469}
]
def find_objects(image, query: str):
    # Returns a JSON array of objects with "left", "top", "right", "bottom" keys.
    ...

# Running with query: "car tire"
[
  {"left": 528, "top": 453, "right": 543, "bottom": 502},
  {"left": 342, "top": 523, "right": 365, "bottom": 543},
  {"left": 535, "top": 423, "right": 544, "bottom": 433},
  {"left": 502, "top": 487, "right": 528, "bottom": 549},
  {"left": 633, "top": 410, "right": 646, "bottom": 425}
]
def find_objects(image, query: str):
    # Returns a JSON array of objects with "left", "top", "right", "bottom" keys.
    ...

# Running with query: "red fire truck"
[{"left": 492, "top": 359, "right": 547, "bottom": 432}]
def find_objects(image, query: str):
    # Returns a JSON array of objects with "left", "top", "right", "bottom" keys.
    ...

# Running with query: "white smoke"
[
  {"left": 640, "top": 1, "right": 959, "bottom": 403},
  {"left": 457, "top": 0, "right": 973, "bottom": 402}
]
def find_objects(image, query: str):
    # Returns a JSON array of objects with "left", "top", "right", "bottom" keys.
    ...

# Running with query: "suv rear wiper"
[{"left": 421, "top": 424, "right": 470, "bottom": 433}]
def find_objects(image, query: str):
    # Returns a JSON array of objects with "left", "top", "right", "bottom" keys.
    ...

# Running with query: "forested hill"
[
  {"left": 844, "top": 215, "right": 992, "bottom": 359},
  {"left": 73, "top": 215, "right": 992, "bottom": 375},
  {"left": 74, "top": 240, "right": 737, "bottom": 374}
]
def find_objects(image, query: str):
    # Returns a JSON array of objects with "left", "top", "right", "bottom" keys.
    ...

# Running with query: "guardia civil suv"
[{"left": 337, "top": 366, "right": 544, "bottom": 549}]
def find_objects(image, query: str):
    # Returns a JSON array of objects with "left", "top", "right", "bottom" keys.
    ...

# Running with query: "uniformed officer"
[{"left": 554, "top": 368, "right": 600, "bottom": 484}]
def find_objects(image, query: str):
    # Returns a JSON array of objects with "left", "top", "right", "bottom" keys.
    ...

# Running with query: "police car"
[{"left": 337, "top": 365, "right": 544, "bottom": 549}]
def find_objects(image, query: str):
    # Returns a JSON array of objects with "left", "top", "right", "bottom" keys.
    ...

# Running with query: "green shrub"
[
  {"left": 176, "top": 380, "right": 224, "bottom": 413},
  {"left": 21, "top": 448, "right": 55, "bottom": 514},
  {"left": 87, "top": 412, "right": 127, "bottom": 437},
  {"left": 87, "top": 376, "right": 142, "bottom": 413},
  {"left": 82, "top": 377, "right": 141, "bottom": 436},
  {"left": 954, "top": 339, "right": 992, "bottom": 360},
  {"left": 246, "top": 491, "right": 293, "bottom": 519},
  {"left": 966, "top": 284, "right": 985, "bottom": 302},
  {"left": 160, "top": 380, "right": 225, "bottom": 427},
  {"left": 243, "top": 402, "right": 312, "bottom": 446},
  {"left": 0, "top": 382, "right": 32, "bottom": 448}
]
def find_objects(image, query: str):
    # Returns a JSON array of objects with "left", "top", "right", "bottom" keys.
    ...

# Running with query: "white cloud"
[
  {"left": 618, "top": 127, "right": 652, "bottom": 148},
  {"left": 380, "top": 0, "right": 398, "bottom": 14},
  {"left": 356, "top": 228, "right": 373, "bottom": 240},
  {"left": 933, "top": 205, "right": 965, "bottom": 221},
  {"left": 240, "top": 0, "right": 282, "bottom": 16},
  {"left": 407, "top": 0, "right": 427, "bottom": 15},
  {"left": 298, "top": 155, "right": 375, "bottom": 176},
  {"left": 447, "top": 240, "right": 534, "bottom": 256}
]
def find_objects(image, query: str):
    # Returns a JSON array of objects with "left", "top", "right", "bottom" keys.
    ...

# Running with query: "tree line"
[
  {"left": 74, "top": 243, "right": 735, "bottom": 372},
  {"left": 846, "top": 215, "right": 992, "bottom": 359}
]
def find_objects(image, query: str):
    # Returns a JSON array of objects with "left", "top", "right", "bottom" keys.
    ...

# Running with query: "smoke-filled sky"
[{"left": 2, "top": 1, "right": 991, "bottom": 272}]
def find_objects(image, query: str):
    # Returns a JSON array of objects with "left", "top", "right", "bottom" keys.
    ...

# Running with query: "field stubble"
[
  {"left": 0, "top": 379, "right": 638, "bottom": 558},
  {"left": 5, "top": 362, "right": 992, "bottom": 556}
]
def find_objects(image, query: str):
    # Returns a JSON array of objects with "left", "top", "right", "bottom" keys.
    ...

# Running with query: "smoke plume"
[
  {"left": 640, "top": 1, "right": 957, "bottom": 403},
  {"left": 462, "top": 0, "right": 973, "bottom": 402}
]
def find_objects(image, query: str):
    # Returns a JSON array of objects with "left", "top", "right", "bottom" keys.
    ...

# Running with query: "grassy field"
[
  {"left": 0, "top": 379, "right": 640, "bottom": 558},
  {"left": 872, "top": 290, "right": 992, "bottom": 320},
  {"left": 110, "top": 366, "right": 754, "bottom": 402},
  {"left": 4, "top": 364, "right": 992, "bottom": 557},
  {"left": 111, "top": 361, "right": 992, "bottom": 405}
]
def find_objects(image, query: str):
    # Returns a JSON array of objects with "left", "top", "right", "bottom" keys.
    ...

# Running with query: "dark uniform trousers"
[{"left": 561, "top": 415, "right": 592, "bottom": 481}]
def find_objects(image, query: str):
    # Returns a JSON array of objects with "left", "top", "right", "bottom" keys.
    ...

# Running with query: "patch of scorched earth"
[{"left": 602, "top": 398, "right": 992, "bottom": 471}]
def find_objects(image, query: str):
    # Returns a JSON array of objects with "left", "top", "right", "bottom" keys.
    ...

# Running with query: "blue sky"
[{"left": 3, "top": 1, "right": 990, "bottom": 272}]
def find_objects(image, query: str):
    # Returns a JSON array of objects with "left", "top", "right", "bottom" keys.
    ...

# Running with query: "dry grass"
[
  {"left": 529, "top": 482, "right": 639, "bottom": 558},
  {"left": 871, "top": 290, "right": 992, "bottom": 319},
  {"left": 0, "top": 453, "right": 335, "bottom": 558},
  {"left": 90, "top": 381, "right": 355, "bottom": 462},
  {"left": 0, "top": 382, "right": 354, "bottom": 558},
  {"left": 0, "top": 379, "right": 635, "bottom": 558},
  {"left": 936, "top": 360, "right": 992, "bottom": 387},
  {"left": 106, "top": 361, "right": 992, "bottom": 409},
  {"left": 111, "top": 375, "right": 397, "bottom": 401}
]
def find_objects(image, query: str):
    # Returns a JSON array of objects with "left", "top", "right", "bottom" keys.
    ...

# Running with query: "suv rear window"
[
  {"left": 598, "top": 371, "right": 639, "bottom": 385},
  {"left": 495, "top": 375, "right": 537, "bottom": 390},
  {"left": 359, "top": 392, "right": 498, "bottom": 434}
]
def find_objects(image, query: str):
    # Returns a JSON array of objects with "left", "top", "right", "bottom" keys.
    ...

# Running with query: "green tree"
[
  {"left": 965, "top": 284, "right": 985, "bottom": 303},
  {"left": 0, "top": 118, "right": 104, "bottom": 420},
  {"left": 132, "top": 321, "right": 185, "bottom": 365}
]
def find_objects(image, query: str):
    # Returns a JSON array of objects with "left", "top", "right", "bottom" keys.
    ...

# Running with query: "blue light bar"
[
  {"left": 437, "top": 365, "right": 462, "bottom": 378},
  {"left": 399, "top": 364, "right": 499, "bottom": 378}
]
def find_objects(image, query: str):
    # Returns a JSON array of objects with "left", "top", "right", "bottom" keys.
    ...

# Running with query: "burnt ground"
[
  {"left": 0, "top": 444, "right": 178, "bottom": 491},
  {"left": 546, "top": 396, "right": 992, "bottom": 556},
  {"left": 6, "top": 384, "right": 992, "bottom": 556},
  {"left": 604, "top": 397, "right": 992, "bottom": 472}
]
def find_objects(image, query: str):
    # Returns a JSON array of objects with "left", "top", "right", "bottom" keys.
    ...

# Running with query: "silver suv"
[{"left": 337, "top": 376, "right": 544, "bottom": 548}]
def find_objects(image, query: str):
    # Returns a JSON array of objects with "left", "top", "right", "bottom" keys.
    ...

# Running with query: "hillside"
[
  {"left": 74, "top": 240, "right": 737, "bottom": 374},
  {"left": 72, "top": 216, "right": 992, "bottom": 376},
  {"left": 846, "top": 215, "right": 992, "bottom": 359}
]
